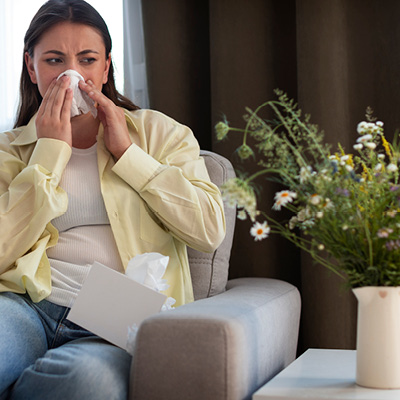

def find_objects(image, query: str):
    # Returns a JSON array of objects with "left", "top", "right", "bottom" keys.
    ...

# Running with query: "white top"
[
  {"left": 47, "top": 144, "right": 124, "bottom": 307},
  {"left": 253, "top": 348, "right": 400, "bottom": 400}
]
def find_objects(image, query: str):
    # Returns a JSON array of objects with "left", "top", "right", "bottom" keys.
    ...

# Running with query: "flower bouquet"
[{"left": 216, "top": 89, "right": 400, "bottom": 288}]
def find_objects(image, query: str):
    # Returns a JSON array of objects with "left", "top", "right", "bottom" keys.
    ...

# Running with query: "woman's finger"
[
  {"left": 61, "top": 88, "right": 73, "bottom": 122},
  {"left": 49, "top": 76, "right": 71, "bottom": 117},
  {"left": 37, "top": 79, "right": 57, "bottom": 117},
  {"left": 35, "top": 76, "right": 72, "bottom": 145},
  {"left": 39, "top": 76, "right": 70, "bottom": 119},
  {"left": 79, "top": 79, "right": 114, "bottom": 110}
]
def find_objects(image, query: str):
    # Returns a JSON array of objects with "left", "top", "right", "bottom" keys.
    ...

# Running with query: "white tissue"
[
  {"left": 125, "top": 252, "right": 170, "bottom": 292},
  {"left": 57, "top": 69, "right": 97, "bottom": 118},
  {"left": 125, "top": 252, "right": 176, "bottom": 355}
]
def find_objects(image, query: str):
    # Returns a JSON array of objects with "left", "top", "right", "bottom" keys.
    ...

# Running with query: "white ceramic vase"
[{"left": 353, "top": 286, "right": 400, "bottom": 389}]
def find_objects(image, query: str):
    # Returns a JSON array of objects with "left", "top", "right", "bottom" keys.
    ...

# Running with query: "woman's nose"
[{"left": 64, "top": 62, "right": 81, "bottom": 75}]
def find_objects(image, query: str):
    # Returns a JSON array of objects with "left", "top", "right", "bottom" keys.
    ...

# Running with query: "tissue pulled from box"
[
  {"left": 125, "top": 252, "right": 176, "bottom": 355},
  {"left": 57, "top": 69, "right": 97, "bottom": 118},
  {"left": 125, "top": 252, "right": 170, "bottom": 292},
  {"left": 125, "top": 253, "right": 176, "bottom": 307}
]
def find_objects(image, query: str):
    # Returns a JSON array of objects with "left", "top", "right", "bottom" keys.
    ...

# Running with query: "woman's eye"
[
  {"left": 81, "top": 58, "right": 96, "bottom": 64},
  {"left": 46, "top": 58, "right": 63, "bottom": 64}
]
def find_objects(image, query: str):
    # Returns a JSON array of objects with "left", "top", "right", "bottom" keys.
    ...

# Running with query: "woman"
[{"left": 0, "top": 0, "right": 225, "bottom": 399}]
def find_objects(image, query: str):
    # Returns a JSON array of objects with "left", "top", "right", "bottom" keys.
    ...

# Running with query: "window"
[{"left": 0, "top": 0, "right": 124, "bottom": 131}]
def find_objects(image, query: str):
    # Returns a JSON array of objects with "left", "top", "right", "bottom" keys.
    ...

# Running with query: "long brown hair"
[{"left": 14, "top": 0, "right": 139, "bottom": 128}]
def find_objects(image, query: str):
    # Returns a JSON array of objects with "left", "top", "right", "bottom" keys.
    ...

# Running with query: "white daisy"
[
  {"left": 272, "top": 190, "right": 297, "bottom": 210},
  {"left": 309, "top": 194, "right": 322, "bottom": 205},
  {"left": 387, "top": 163, "right": 398, "bottom": 173},
  {"left": 357, "top": 134, "right": 373, "bottom": 143},
  {"left": 374, "top": 163, "right": 383, "bottom": 172},
  {"left": 357, "top": 121, "right": 369, "bottom": 134},
  {"left": 250, "top": 221, "right": 270, "bottom": 241},
  {"left": 364, "top": 142, "right": 377, "bottom": 150}
]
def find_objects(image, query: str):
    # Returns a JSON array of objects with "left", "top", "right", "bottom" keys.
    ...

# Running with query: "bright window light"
[{"left": 0, "top": 0, "right": 123, "bottom": 131}]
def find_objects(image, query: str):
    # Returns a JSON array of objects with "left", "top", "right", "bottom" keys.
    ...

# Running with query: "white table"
[{"left": 252, "top": 348, "right": 400, "bottom": 399}]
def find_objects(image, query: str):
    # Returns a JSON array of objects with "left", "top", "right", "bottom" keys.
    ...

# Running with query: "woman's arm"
[
  {"left": 0, "top": 136, "right": 71, "bottom": 272},
  {"left": 112, "top": 112, "right": 226, "bottom": 253},
  {"left": 79, "top": 82, "right": 226, "bottom": 252}
]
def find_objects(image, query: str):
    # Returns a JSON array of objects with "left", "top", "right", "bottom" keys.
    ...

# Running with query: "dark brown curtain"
[{"left": 140, "top": 0, "right": 400, "bottom": 353}]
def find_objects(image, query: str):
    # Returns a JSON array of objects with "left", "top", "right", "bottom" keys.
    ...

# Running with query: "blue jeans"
[{"left": 0, "top": 292, "right": 132, "bottom": 400}]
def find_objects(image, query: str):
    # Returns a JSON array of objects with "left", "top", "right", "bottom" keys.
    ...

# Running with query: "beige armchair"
[{"left": 130, "top": 150, "right": 301, "bottom": 400}]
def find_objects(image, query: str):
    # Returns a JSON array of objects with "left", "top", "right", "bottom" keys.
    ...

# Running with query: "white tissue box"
[{"left": 68, "top": 262, "right": 167, "bottom": 350}]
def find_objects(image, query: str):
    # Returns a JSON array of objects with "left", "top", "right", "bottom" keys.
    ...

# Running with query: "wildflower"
[
  {"left": 378, "top": 154, "right": 385, "bottom": 160},
  {"left": 297, "top": 208, "right": 307, "bottom": 221},
  {"left": 387, "top": 210, "right": 397, "bottom": 218},
  {"left": 381, "top": 135, "right": 392, "bottom": 158},
  {"left": 342, "top": 225, "right": 349, "bottom": 231},
  {"left": 377, "top": 228, "right": 394, "bottom": 238},
  {"left": 336, "top": 188, "right": 349, "bottom": 197},
  {"left": 289, "top": 216, "right": 298, "bottom": 230},
  {"left": 387, "top": 163, "right": 398, "bottom": 173},
  {"left": 357, "top": 121, "right": 369, "bottom": 134},
  {"left": 364, "top": 142, "right": 377, "bottom": 150},
  {"left": 318, "top": 244, "right": 325, "bottom": 251},
  {"left": 215, "top": 121, "right": 230, "bottom": 141},
  {"left": 386, "top": 240, "right": 400, "bottom": 251},
  {"left": 322, "top": 198, "right": 333, "bottom": 209},
  {"left": 376, "top": 121, "right": 384, "bottom": 127},
  {"left": 353, "top": 144, "right": 363, "bottom": 150},
  {"left": 299, "top": 166, "right": 314, "bottom": 183},
  {"left": 357, "top": 134, "right": 373, "bottom": 143},
  {"left": 237, "top": 210, "right": 247, "bottom": 220},
  {"left": 272, "top": 190, "right": 297, "bottom": 210},
  {"left": 309, "top": 194, "right": 321, "bottom": 205},
  {"left": 374, "top": 163, "right": 383, "bottom": 172},
  {"left": 372, "top": 125, "right": 381, "bottom": 134},
  {"left": 250, "top": 221, "right": 270, "bottom": 241},
  {"left": 316, "top": 211, "right": 324, "bottom": 219},
  {"left": 390, "top": 185, "right": 400, "bottom": 192},
  {"left": 237, "top": 143, "right": 254, "bottom": 160},
  {"left": 221, "top": 178, "right": 258, "bottom": 220},
  {"left": 302, "top": 219, "right": 315, "bottom": 228}
]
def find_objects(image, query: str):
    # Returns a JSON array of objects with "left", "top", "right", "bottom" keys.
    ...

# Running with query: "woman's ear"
[
  {"left": 103, "top": 53, "right": 111, "bottom": 84},
  {"left": 24, "top": 52, "right": 37, "bottom": 84}
]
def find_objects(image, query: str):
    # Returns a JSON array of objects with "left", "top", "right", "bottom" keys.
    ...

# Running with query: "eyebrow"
[{"left": 43, "top": 49, "right": 100, "bottom": 56}]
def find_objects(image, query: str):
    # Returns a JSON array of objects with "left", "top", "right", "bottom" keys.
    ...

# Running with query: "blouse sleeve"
[
  {"left": 0, "top": 137, "right": 71, "bottom": 273},
  {"left": 111, "top": 112, "right": 226, "bottom": 253}
]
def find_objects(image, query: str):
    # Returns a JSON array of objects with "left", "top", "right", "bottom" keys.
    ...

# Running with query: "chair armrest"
[{"left": 129, "top": 277, "right": 301, "bottom": 400}]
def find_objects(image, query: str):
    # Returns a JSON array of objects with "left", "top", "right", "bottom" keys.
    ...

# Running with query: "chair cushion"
[{"left": 187, "top": 150, "right": 236, "bottom": 300}]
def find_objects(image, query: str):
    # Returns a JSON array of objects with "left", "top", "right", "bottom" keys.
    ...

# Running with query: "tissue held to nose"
[{"left": 57, "top": 69, "right": 97, "bottom": 118}]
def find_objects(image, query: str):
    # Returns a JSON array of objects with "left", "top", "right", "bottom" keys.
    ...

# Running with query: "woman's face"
[{"left": 25, "top": 21, "right": 111, "bottom": 97}]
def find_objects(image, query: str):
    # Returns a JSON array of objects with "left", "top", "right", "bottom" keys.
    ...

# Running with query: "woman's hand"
[
  {"left": 35, "top": 75, "right": 73, "bottom": 147},
  {"left": 79, "top": 80, "right": 132, "bottom": 160}
]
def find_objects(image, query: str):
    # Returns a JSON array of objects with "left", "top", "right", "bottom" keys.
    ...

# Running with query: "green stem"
[
  {"left": 263, "top": 215, "right": 347, "bottom": 280},
  {"left": 244, "top": 168, "right": 295, "bottom": 187}
]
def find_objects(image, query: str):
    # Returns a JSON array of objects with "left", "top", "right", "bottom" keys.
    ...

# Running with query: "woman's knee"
[
  {"left": 12, "top": 337, "right": 132, "bottom": 400},
  {"left": 0, "top": 293, "right": 47, "bottom": 393}
]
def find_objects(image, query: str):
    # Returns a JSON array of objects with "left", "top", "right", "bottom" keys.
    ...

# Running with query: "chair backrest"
[{"left": 187, "top": 150, "right": 236, "bottom": 300}]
